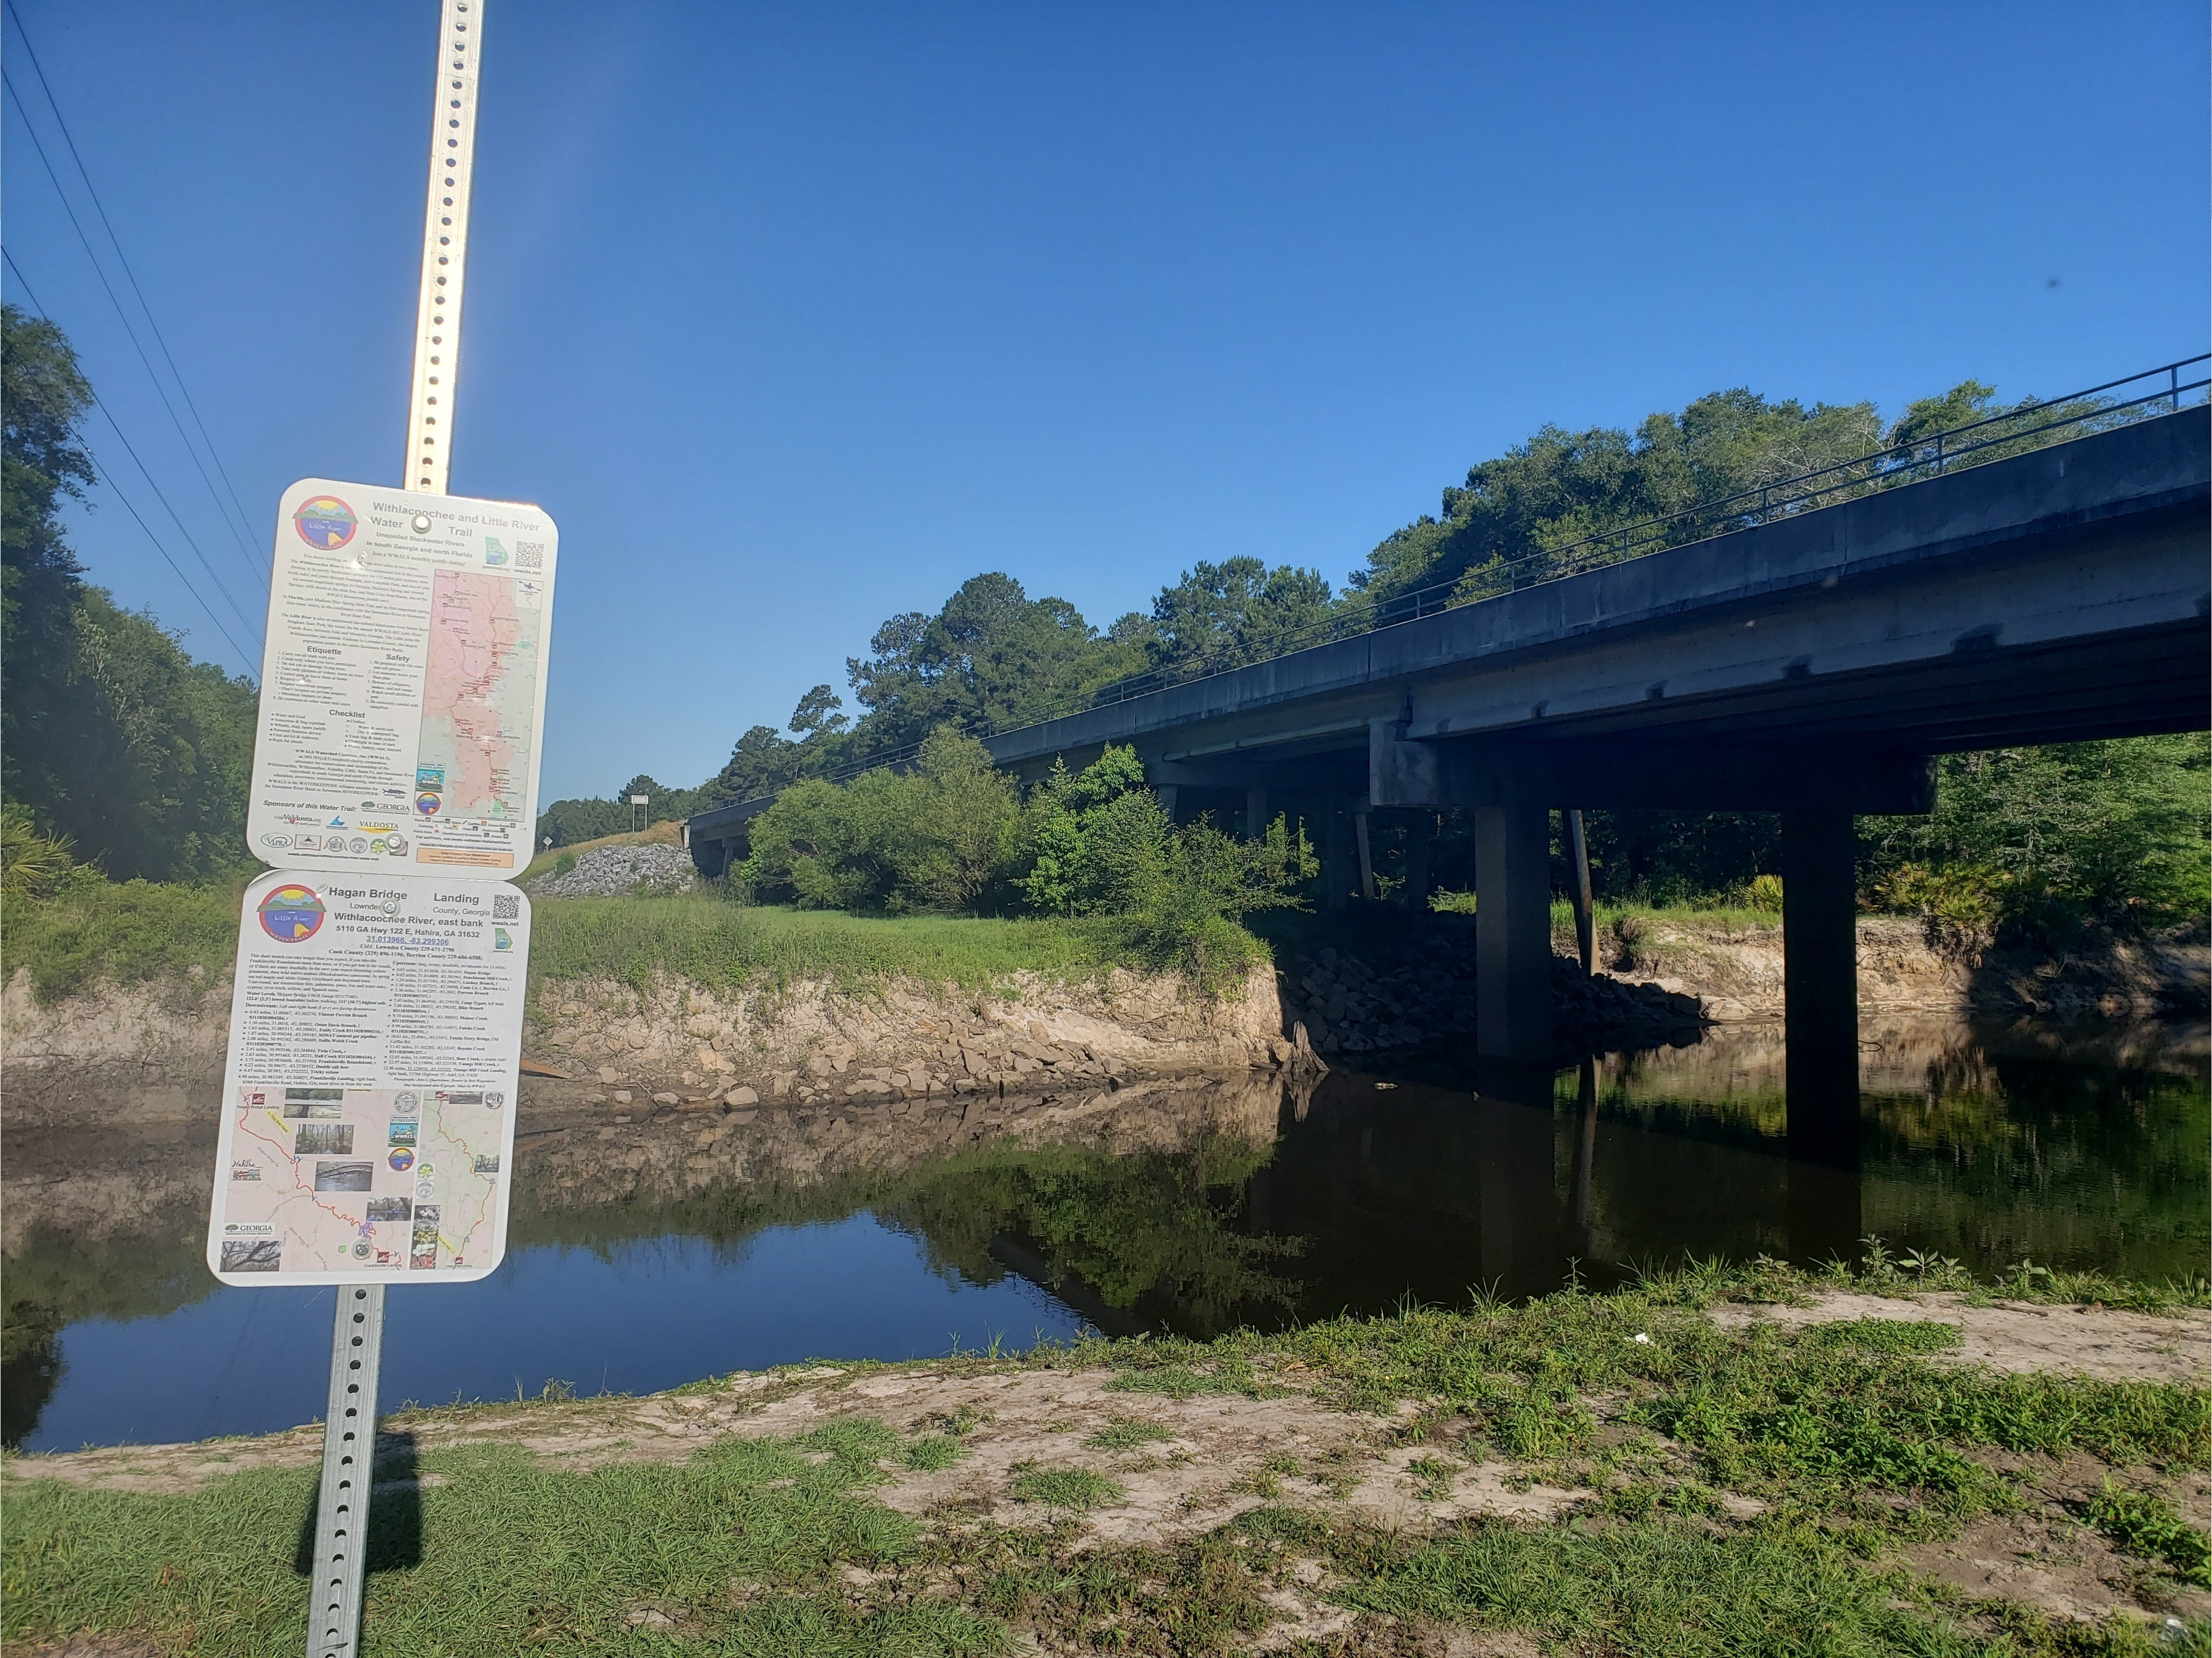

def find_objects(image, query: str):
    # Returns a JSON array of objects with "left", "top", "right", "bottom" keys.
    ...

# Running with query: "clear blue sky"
[{"left": 5, "top": 1, "right": 2205, "bottom": 804}]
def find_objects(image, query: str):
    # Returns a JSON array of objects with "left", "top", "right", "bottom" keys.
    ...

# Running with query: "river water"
[{"left": 4, "top": 1015, "right": 2203, "bottom": 1452}]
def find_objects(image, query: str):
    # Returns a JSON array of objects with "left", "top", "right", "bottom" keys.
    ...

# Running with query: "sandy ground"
[
  {"left": 10, "top": 1291, "right": 2206, "bottom": 1650},
  {"left": 1706, "top": 1288, "right": 2212, "bottom": 1384}
]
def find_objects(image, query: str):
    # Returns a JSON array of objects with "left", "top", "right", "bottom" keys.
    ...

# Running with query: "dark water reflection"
[{"left": 4, "top": 1016, "right": 2203, "bottom": 1451}]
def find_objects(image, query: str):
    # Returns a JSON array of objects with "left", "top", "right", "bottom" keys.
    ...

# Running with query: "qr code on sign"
[
  {"left": 513, "top": 542, "right": 545, "bottom": 570},
  {"left": 492, "top": 893, "right": 519, "bottom": 919}
]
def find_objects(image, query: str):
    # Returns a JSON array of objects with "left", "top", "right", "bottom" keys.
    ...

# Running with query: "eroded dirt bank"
[{"left": 1604, "top": 913, "right": 2209, "bottom": 1023}]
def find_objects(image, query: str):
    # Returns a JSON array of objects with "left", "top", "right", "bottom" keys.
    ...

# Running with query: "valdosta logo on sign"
[
  {"left": 292, "top": 495, "right": 358, "bottom": 550},
  {"left": 256, "top": 884, "right": 326, "bottom": 942}
]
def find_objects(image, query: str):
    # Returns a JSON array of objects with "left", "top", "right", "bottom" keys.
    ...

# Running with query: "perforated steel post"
[
  {"left": 304, "top": 6, "right": 485, "bottom": 1653},
  {"left": 306, "top": 1285, "right": 388, "bottom": 1658},
  {"left": 403, "top": 0, "right": 484, "bottom": 494}
]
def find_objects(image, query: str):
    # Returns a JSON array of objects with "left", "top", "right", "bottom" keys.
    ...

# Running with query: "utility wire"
[
  {"left": 2, "top": 82, "right": 264, "bottom": 637},
  {"left": 4, "top": 1, "right": 269, "bottom": 591},
  {"left": 4, "top": 246, "right": 259, "bottom": 673}
]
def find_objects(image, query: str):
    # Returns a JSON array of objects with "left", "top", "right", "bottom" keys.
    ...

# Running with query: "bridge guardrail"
[{"left": 708, "top": 354, "right": 2210, "bottom": 809}]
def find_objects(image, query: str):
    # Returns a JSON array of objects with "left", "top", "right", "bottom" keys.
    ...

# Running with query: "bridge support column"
[
  {"left": 1322, "top": 811, "right": 1351, "bottom": 910},
  {"left": 1782, "top": 810, "right": 1861, "bottom": 1172},
  {"left": 1404, "top": 813, "right": 1433, "bottom": 909},
  {"left": 1245, "top": 787, "right": 1269, "bottom": 840},
  {"left": 1474, "top": 802, "right": 1551, "bottom": 1060}
]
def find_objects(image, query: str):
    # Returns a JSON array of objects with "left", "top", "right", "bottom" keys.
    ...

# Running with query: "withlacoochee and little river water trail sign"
[
  {"left": 248, "top": 479, "right": 559, "bottom": 878},
  {"left": 206, "top": 480, "right": 557, "bottom": 1288}
]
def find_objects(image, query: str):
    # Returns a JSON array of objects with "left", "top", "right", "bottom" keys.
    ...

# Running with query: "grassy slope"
[
  {"left": 4, "top": 1258, "right": 2205, "bottom": 1656},
  {"left": 1, "top": 880, "right": 1142, "bottom": 1007},
  {"left": 525, "top": 898, "right": 1131, "bottom": 998}
]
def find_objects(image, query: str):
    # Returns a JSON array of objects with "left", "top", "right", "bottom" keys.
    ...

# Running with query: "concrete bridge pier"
[
  {"left": 1781, "top": 810, "right": 1862, "bottom": 1171},
  {"left": 1474, "top": 802, "right": 1552, "bottom": 1061}
]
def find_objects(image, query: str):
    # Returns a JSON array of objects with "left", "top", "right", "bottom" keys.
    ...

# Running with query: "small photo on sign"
[
  {"left": 293, "top": 1123, "right": 354, "bottom": 1156},
  {"left": 220, "top": 1239, "right": 281, "bottom": 1272},
  {"left": 388, "top": 1121, "right": 419, "bottom": 1148},
  {"left": 313, "top": 1160, "right": 375, "bottom": 1193},
  {"left": 282, "top": 1100, "right": 344, "bottom": 1120},
  {"left": 365, "top": 1196, "right": 412, "bottom": 1223},
  {"left": 473, "top": 1153, "right": 501, "bottom": 1176}
]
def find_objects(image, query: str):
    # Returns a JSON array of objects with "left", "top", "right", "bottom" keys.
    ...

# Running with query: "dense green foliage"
[
  {"left": 552, "top": 369, "right": 2204, "bottom": 934},
  {"left": 731, "top": 737, "right": 1312, "bottom": 985},
  {"left": 1, "top": 305, "right": 259, "bottom": 883},
  {"left": 744, "top": 729, "right": 1019, "bottom": 914},
  {"left": 0, "top": 869, "right": 242, "bottom": 1003},
  {"left": 1863, "top": 735, "right": 2212, "bottom": 938}
]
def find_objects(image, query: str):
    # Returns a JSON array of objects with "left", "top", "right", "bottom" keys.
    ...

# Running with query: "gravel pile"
[
  {"left": 530, "top": 843, "right": 699, "bottom": 898},
  {"left": 1285, "top": 932, "right": 1705, "bottom": 1055}
]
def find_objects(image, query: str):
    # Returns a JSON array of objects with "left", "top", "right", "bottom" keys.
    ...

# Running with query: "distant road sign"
[
  {"left": 247, "top": 480, "right": 558, "bottom": 876},
  {"left": 206, "top": 870, "right": 529, "bottom": 1286}
]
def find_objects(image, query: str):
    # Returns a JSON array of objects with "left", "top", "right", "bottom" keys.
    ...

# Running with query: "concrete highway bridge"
[{"left": 691, "top": 402, "right": 2210, "bottom": 1152}]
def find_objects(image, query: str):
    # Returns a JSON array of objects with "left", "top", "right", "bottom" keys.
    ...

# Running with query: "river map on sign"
[
  {"left": 214, "top": 1085, "right": 507, "bottom": 1276},
  {"left": 418, "top": 567, "right": 542, "bottom": 823}
]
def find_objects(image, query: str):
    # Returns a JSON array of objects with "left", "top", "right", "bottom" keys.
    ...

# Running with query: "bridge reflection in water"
[{"left": 3, "top": 1017, "right": 2203, "bottom": 1449}]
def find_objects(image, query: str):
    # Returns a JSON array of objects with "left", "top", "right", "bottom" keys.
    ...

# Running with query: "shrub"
[
  {"left": 743, "top": 728, "right": 1017, "bottom": 914},
  {"left": 1017, "top": 746, "right": 1314, "bottom": 989},
  {"left": 1, "top": 803, "right": 76, "bottom": 900}
]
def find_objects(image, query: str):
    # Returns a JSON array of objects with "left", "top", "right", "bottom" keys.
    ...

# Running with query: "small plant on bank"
[
  {"left": 2081, "top": 1480, "right": 2212, "bottom": 1586},
  {"left": 904, "top": 1435, "right": 966, "bottom": 1472},
  {"left": 1010, "top": 1468, "right": 1126, "bottom": 1511},
  {"left": 1085, "top": 1417, "right": 1177, "bottom": 1452}
]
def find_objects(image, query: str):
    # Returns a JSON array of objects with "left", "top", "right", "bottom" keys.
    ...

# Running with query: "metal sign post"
[{"left": 304, "top": 5, "right": 482, "bottom": 1654}]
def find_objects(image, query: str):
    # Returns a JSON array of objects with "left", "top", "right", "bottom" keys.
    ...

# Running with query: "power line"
[
  {"left": 5, "top": 1, "right": 269, "bottom": 591},
  {"left": 3, "top": 1, "right": 270, "bottom": 592},
  {"left": 2, "top": 84, "right": 264, "bottom": 638},
  {"left": 3, "top": 246, "right": 259, "bottom": 673}
]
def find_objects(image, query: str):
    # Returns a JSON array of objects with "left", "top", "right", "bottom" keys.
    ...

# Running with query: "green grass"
[
  {"left": 2084, "top": 1479, "right": 2212, "bottom": 1586},
  {"left": 1799, "top": 1316, "right": 1965, "bottom": 1355},
  {"left": 1, "top": 874, "right": 243, "bottom": 1003},
  {"left": 905, "top": 1434, "right": 967, "bottom": 1472},
  {"left": 0, "top": 875, "right": 1204, "bottom": 1008},
  {"left": 527, "top": 896, "right": 1138, "bottom": 997},
  {"left": 8, "top": 1262, "right": 2208, "bottom": 1656},
  {"left": 2, "top": 1431, "right": 1000, "bottom": 1657},
  {"left": 1084, "top": 1418, "right": 1178, "bottom": 1452},
  {"left": 1008, "top": 1468, "right": 1126, "bottom": 1511}
]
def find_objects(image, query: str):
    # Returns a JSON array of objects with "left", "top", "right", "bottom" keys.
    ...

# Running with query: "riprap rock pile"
[
  {"left": 530, "top": 843, "right": 699, "bottom": 898},
  {"left": 1285, "top": 937, "right": 1706, "bottom": 1055}
]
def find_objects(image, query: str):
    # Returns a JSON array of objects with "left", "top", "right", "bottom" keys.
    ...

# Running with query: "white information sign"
[
  {"left": 247, "top": 479, "right": 559, "bottom": 877},
  {"left": 205, "top": 869, "right": 529, "bottom": 1286}
]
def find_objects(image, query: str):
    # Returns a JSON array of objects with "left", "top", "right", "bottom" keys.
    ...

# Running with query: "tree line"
[
  {"left": 544, "top": 372, "right": 2207, "bottom": 940},
  {"left": 3, "top": 302, "right": 2196, "bottom": 941},
  {"left": 2, "top": 305, "right": 258, "bottom": 890}
]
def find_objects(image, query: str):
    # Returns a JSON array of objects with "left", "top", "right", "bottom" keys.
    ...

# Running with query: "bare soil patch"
[
  {"left": 8, "top": 1364, "right": 1600, "bottom": 1551},
  {"left": 1900, "top": 1452, "right": 2210, "bottom": 1625},
  {"left": 1708, "top": 1288, "right": 2212, "bottom": 1384}
]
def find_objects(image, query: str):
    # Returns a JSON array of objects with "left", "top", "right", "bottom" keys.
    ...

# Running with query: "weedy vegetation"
[{"left": 7, "top": 1252, "right": 2206, "bottom": 1655}]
